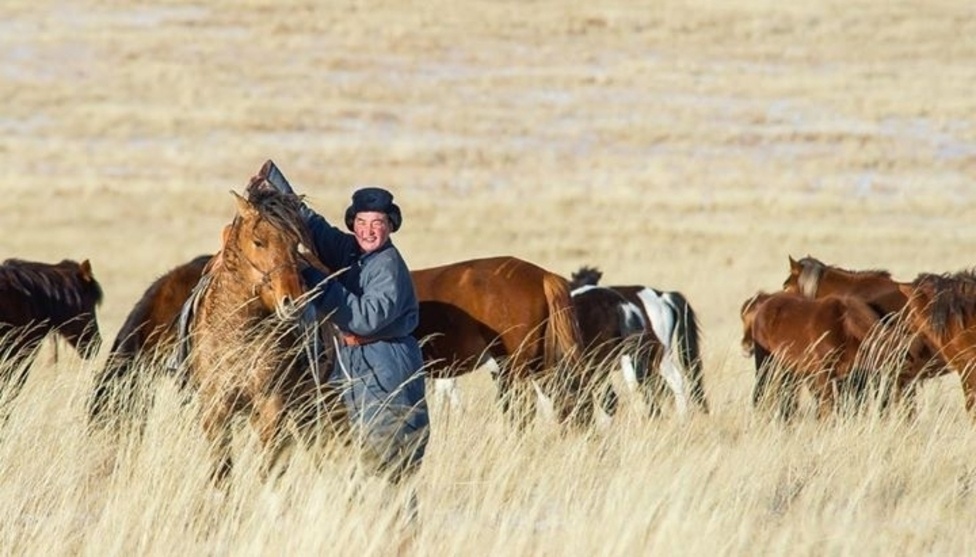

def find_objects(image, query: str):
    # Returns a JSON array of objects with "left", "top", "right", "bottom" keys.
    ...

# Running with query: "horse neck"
[{"left": 818, "top": 269, "right": 873, "bottom": 295}]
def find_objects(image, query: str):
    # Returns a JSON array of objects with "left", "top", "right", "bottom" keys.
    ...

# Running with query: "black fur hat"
[{"left": 344, "top": 187, "right": 402, "bottom": 232}]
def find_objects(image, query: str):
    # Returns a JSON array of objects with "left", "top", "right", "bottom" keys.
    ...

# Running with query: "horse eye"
[{"left": 253, "top": 239, "right": 266, "bottom": 248}]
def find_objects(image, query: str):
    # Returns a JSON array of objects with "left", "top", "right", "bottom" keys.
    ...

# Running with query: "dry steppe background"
[{"left": 2, "top": 0, "right": 976, "bottom": 555}]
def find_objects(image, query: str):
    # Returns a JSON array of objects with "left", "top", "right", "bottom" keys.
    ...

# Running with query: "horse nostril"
[{"left": 277, "top": 296, "right": 297, "bottom": 319}]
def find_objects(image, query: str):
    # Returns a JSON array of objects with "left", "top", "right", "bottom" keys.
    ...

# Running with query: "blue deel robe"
[{"left": 300, "top": 207, "right": 429, "bottom": 481}]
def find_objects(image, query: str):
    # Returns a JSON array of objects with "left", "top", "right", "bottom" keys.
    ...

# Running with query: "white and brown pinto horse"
[{"left": 569, "top": 266, "right": 707, "bottom": 417}]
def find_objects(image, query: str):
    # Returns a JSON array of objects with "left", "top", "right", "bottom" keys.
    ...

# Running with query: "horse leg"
[
  {"left": 657, "top": 351, "right": 689, "bottom": 418},
  {"left": 496, "top": 373, "right": 535, "bottom": 430},
  {"left": 812, "top": 372, "right": 836, "bottom": 421},
  {"left": 619, "top": 353, "right": 639, "bottom": 392},
  {"left": 961, "top": 367, "right": 976, "bottom": 420},
  {"left": 620, "top": 350, "right": 653, "bottom": 414},
  {"left": 898, "top": 379, "right": 919, "bottom": 421},
  {"left": 433, "top": 378, "right": 462, "bottom": 410},
  {"left": 251, "top": 393, "right": 292, "bottom": 481},
  {"left": 777, "top": 371, "right": 799, "bottom": 422},
  {"left": 751, "top": 345, "right": 773, "bottom": 409},
  {"left": 596, "top": 377, "right": 618, "bottom": 418},
  {"left": 201, "top": 397, "right": 235, "bottom": 486}
]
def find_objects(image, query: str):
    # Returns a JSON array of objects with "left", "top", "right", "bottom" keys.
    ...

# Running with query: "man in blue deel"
[{"left": 265, "top": 161, "right": 429, "bottom": 487}]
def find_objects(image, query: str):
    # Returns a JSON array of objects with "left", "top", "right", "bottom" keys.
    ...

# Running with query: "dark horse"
[
  {"left": 0, "top": 258, "right": 103, "bottom": 418},
  {"left": 569, "top": 266, "right": 707, "bottom": 416},
  {"left": 411, "top": 256, "right": 592, "bottom": 427},
  {"left": 741, "top": 291, "right": 880, "bottom": 421},
  {"left": 183, "top": 176, "right": 338, "bottom": 484},
  {"left": 569, "top": 283, "right": 652, "bottom": 418},
  {"left": 87, "top": 254, "right": 213, "bottom": 425},
  {"left": 898, "top": 271, "right": 976, "bottom": 418},
  {"left": 782, "top": 255, "right": 944, "bottom": 412}
]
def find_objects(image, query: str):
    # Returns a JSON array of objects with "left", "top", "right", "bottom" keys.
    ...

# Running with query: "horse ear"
[
  {"left": 231, "top": 190, "right": 256, "bottom": 217},
  {"left": 79, "top": 259, "right": 93, "bottom": 281},
  {"left": 788, "top": 255, "right": 798, "bottom": 269}
]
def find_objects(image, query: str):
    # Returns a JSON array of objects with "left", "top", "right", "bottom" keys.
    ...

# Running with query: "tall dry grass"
[
  {"left": 3, "top": 347, "right": 976, "bottom": 555},
  {"left": 3, "top": 0, "right": 976, "bottom": 554}
]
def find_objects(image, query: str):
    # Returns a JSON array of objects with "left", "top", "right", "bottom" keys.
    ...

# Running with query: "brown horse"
[
  {"left": 741, "top": 291, "right": 880, "bottom": 421},
  {"left": 411, "top": 256, "right": 591, "bottom": 427},
  {"left": 898, "top": 271, "right": 976, "bottom": 417},
  {"left": 0, "top": 258, "right": 103, "bottom": 415},
  {"left": 185, "top": 179, "right": 337, "bottom": 484},
  {"left": 781, "top": 255, "right": 943, "bottom": 411},
  {"left": 87, "top": 254, "right": 213, "bottom": 425}
]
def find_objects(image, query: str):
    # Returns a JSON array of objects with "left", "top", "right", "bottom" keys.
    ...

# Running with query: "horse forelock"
[
  {"left": 0, "top": 259, "right": 103, "bottom": 321},
  {"left": 795, "top": 258, "right": 825, "bottom": 298},
  {"left": 243, "top": 186, "right": 313, "bottom": 249}
]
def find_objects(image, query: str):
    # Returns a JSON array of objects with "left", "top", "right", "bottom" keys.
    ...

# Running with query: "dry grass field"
[{"left": 2, "top": 0, "right": 976, "bottom": 554}]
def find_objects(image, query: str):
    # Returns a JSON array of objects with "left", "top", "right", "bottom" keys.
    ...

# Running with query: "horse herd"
[
  {"left": 747, "top": 256, "right": 976, "bottom": 421},
  {"left": 3, "top": 172, "right": 976, "bottom": 479}
]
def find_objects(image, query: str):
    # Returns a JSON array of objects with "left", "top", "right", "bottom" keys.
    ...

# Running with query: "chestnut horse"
[
  {"left": 411, "top": 256, "right": 591, "bottom": 427},
  {"left": 87, "top": 254, "right": 213, "bottom": 425},
  {"left": 569, "top": 266, "right": 707, "bottom": 416},
  {"left": 782, "top": 255, "right": 944, "bottom": 411},
  {"left": 0, "top": 258, "right": 103, "bottom": 418},
  {"left": 898, "top": 271, "right": 976, "bottom": 417},
  {"left": 184, "top": 181, "right": 336, "bottom": 484},
  {"left": 741, "top": 291, "right": 880, "bottom": 421}
]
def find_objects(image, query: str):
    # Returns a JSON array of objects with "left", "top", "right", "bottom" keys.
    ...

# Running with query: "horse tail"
[
  {"left": 541, "top": 273, "right": 590, "bottom": 426},
  {"left": 663, "top": 292, "right": 708, "bottom": 413},
  {"left": 542, "top": 273, "right": 584, "bottom": 369}
]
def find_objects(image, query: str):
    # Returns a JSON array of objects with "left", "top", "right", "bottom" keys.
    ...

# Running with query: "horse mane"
[
  {"left": 569, "top": 265, "right": 603, "bottom": 290},
  {"left": 913, "top": 270, "right": 976, "bottom": 337},
  {"left": 0, "top": 259, "right": 104, "bottom": 320},
  {"left": 795, "top": 256, "right": 891, "bottom": 297}
]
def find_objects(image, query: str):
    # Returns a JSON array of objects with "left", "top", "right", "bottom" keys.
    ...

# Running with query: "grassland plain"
[{"left": 2, "top": 0, "right": 976, "bottom": 554}]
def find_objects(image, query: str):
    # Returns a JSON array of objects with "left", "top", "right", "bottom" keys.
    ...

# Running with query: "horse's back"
[
  {"left": 411, "top": 255, "right": 571, "bottom": 370},
  {"left": 754, "top": 293, "right": 876, "bottom": 355},
  {"left": 572, "top": 286, "right": 642, "bottom": 346},
  {"left": 110, "top": 254, "right": 212, "bottom": 356},
  {"left": 413, "top": 255, "right": 551, "bottom": 300},
  {"left": 412, "top": 256, "right": 556, "bottom": 322}
]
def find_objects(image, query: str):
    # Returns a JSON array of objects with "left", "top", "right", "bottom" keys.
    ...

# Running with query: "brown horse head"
[
  {"left": 222, "top": 188, "right": 310, "bottom": 316},
  {"left": 783, "top": 255, "right": 824, "bottom": 297},
  {"left": 63, "top": 258, "right": 104, "bottom": 359}
]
